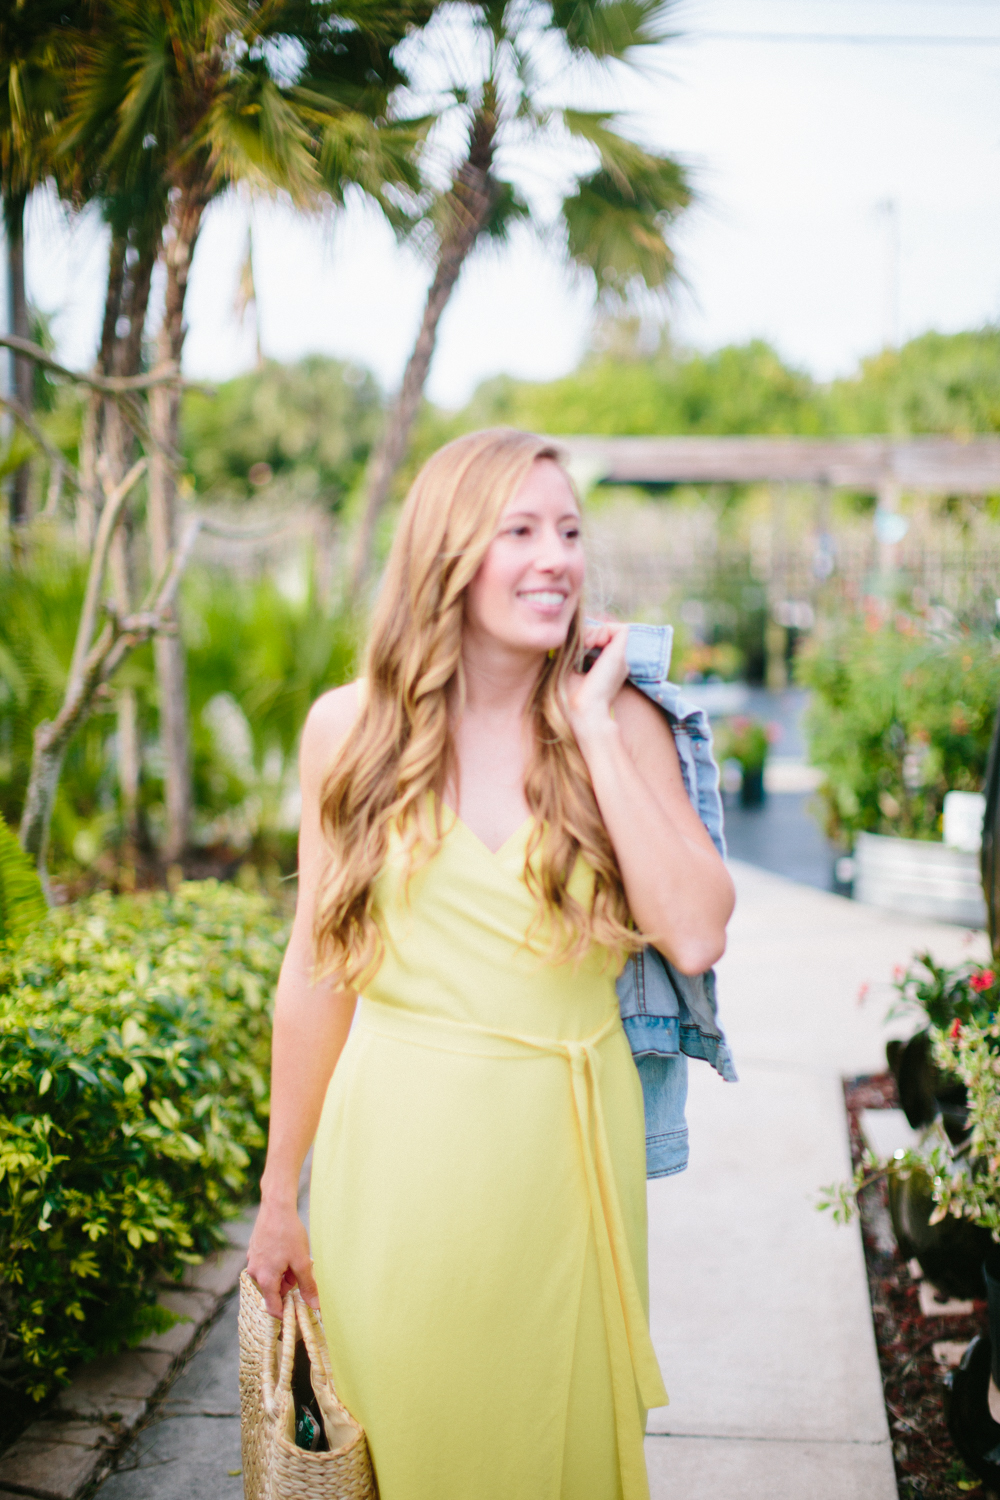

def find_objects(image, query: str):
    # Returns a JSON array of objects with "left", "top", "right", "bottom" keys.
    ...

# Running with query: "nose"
[{"left": 535, "top": 522, "right": 568, "bottom": 573}]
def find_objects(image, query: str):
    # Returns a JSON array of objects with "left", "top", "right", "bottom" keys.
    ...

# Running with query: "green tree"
[
  {"left": 349, "top": 0, "right": 693, "bottom": 598},
  {"left": 826, "top": 328, "right": 1000, "bottom": 437},
  {"left": 182, "top": 355, "right": 383, "bottom": 507},
  {"left": 64, "top": 0, "right": 433, "bottom": 861},
  {"left": 452, "top": 335, "right": 823, "bottom": 436},
  {"left": 0, "top": 1, "right": 81, "bottom": 527}
]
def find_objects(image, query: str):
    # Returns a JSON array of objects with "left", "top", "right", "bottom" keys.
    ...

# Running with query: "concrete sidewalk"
[
  {"left": 644, "top": 858, "right": 989, "bottom": 1499},
  {"left": 91, "top": 859, "right": 990, "bottom": 1499}
]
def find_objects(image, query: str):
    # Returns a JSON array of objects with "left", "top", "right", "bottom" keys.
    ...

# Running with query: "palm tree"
[
  {"left": 65, "top": 0, "right": 434, "bottom": 862},
  {"left": 0, "top": 1, "right": 81, "bottom": 528},
  {"left": 349, "top": 0, "right": 692, "bottom": 599}
]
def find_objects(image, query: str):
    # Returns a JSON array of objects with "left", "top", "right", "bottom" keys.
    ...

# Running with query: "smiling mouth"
[{"left": 517, "top": 590, "right": 567, "bottom": 609}]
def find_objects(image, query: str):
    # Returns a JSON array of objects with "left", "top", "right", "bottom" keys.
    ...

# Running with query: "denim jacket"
[{"left": 613, "top": 624, "right": 738, "bottom": 1179}]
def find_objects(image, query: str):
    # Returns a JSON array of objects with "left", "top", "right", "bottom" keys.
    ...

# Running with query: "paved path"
[
  {"left": 644, "top": 859, "right": 989, "bottom": 1499},
  {"left": 94, "top": 860, "right": 990, "bottom": 1499}
]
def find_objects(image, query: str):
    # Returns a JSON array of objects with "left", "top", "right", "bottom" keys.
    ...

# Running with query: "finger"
[
  {"left": 261, "top": 1276, "right": 286, "bottom": 1318},
  {"left": 582, "top": 622, "right": 613, "bottom": 650},
  {"left": 294, "top": 1257, "right": 322, "bottom": 1311},
  {"left": 247, "top": 1257, "right": 288, "bottom": 1317}
]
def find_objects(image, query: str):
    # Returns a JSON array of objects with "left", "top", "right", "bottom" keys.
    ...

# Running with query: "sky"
[{"left": 24, "top": 0, "right": 1000, "bottom": 409}]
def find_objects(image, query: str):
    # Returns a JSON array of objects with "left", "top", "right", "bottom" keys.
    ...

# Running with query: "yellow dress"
[{"left": 310, "top": 810, "right": 668, "bottom": 1500}]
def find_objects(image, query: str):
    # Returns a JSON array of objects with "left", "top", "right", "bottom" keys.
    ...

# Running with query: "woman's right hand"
[{"left": 246, "top": 1197, "right": 320, "bottom": 1317}]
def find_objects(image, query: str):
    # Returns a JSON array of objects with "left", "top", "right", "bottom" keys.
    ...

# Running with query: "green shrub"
[
  {"left": 798, "top": 618, "right": 1000, "bottom": 845},
  {"left": 0, "top": 880, "right": 287, "bottom": 1400}
]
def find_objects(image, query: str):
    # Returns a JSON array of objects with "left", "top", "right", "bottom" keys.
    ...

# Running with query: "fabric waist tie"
[{"left": 357, "top": 997, "right": 668, "bottom": 1500}]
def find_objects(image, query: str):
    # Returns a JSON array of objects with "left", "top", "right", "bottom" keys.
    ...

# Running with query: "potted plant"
[
  {"left": 886, "top": 954, "right": 998, "bottom": 1141},
  {"left": 798, "top": 616, "right": 1000, "bottom": 924},
  {"left": 716, "top": 716, "right": 775, "bottom": 808},
  {"left": 821, "top": 958, "right": 999, "bottom": 1298}
]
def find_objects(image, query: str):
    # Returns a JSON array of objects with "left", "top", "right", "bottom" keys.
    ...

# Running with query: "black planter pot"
[
  {"left": 945, "top": 1249, "right": 1000, "bottom": 1480},
  {"left": 739, "top": 765, "right": 765, "bottom": 808},
  {"left": 945, "top": 1334, "right": 1000, "bottom": 1485},
  {"left": 886, "top": 1030, "right": 970, "bottom": 1145},
  {"left": 887, "top": 1168, "right": 993, "bottom": 1301}
]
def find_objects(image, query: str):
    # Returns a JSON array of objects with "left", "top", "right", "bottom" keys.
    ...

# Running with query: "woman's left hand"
[{"left": 565, "top": 621, "right": 630, "bottom": 743}]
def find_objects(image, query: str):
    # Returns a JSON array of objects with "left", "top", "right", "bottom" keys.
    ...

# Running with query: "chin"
[{"left": 521, "top": 623, "right": 572, "bottom": 655}]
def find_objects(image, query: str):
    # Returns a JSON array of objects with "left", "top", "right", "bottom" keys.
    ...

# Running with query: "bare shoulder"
[
  {"left": 300, "top": 681, "right": 364, "bottom": 787},
  {"left": 613, "top": 683, "right": 677, "bottom": 756}
]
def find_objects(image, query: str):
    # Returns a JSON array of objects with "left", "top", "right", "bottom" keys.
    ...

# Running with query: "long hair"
[{"left": 313, "top": 427, "right": 642, "bottom": 989}]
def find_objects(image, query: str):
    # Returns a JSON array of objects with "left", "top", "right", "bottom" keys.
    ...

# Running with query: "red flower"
[
  {"left": 949, "top": 1018, "right": 962, "bottom": 1038},
  {"left": 970, "top": 970, "right": 996, "bottom": 993}
]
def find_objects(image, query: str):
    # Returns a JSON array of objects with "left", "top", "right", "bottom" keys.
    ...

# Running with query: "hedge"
[
  {"left": 0, "top": 880, "right": 287, "bottom": 1400},
  {"left": 798, "top": 619, "right": 1000, "bottom": 845}
]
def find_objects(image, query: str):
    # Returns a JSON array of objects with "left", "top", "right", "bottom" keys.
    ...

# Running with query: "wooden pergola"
[{"left": 554, "top": 435, "right": 1000, "bottom": 500}]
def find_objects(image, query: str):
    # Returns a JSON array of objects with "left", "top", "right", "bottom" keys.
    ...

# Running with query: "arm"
[
  {"left": 246, "top": 682, "right": 362, "bottom": 1314},
  {"left": 566, "top": 624, "right": 735, "bottom": 976}
]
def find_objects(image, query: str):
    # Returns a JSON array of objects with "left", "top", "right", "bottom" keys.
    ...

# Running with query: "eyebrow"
[{"left": 502, "top": 509, "right": 581, "bottom": 522}]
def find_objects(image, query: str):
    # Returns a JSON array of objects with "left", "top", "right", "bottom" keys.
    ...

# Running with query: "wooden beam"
[{"left": 555, "top": 435, "right": 1000, "bottom": 493}]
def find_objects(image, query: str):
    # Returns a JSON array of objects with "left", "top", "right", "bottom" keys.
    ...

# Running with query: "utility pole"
[{"left": 876, "top": 198, "right": 901, "bottom": 352}]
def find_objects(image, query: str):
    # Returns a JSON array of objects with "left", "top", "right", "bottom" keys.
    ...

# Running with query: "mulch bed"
[{"left": 845, "top": 1072, "right": 992, "bottom": 1498}]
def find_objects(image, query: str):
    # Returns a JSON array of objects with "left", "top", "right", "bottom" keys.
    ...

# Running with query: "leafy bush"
[
  {"left": 0, "top": 880, "right": 286, "bottom": 1400},
  {"left": 798, "top": 618, "right": 1000, "bottom": 845},
  {"left": 0, "top": 539, "right": 354, "bottom": 884}
]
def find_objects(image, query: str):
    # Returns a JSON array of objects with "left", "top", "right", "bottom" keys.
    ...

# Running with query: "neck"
[{"left": 457, "top": 628, "right": 544, "bottom": 721}]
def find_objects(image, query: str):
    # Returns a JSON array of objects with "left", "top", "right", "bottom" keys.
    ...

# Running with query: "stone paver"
[
  {"left": 0, "top": 1424, "right": 112, "bottom": 1500},
  {"left": 645, "top": 1433, "right": 899, "bottom": 1499},
  {"left": 644, "top": 858, "right": 989, "bottom": 1498},
  {"left": 94, "top": 1311, "right": 244, "bottom": 1500}
]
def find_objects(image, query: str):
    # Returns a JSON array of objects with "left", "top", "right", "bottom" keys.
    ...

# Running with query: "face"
[{"left": 463, "top": 458, "right": 585, "bottom": 656}]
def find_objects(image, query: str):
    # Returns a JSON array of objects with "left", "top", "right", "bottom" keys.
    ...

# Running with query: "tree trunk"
[
  {"left": 105, "top": 239, "right": 158, "bottom": 864},
  {"left": 5, "top": 191, "right": 32, "bottom": 528},
  {"left": 99, "top": 232, "right": 127, "bottom": 385},
  {"left": 74, "top": 236, "right": 127, "bottom": 554},
  {"left": 147, "top": 183, "right": 208, "bottom": 863},
  {"left": 76, "top": 393, "right": 99, "bottom": 552},
  {"left": 348, "top": 104, "right": 500, "bottom": 603},
  {"left": 109, "top": 522, "right": 142, "bottom": 860}
]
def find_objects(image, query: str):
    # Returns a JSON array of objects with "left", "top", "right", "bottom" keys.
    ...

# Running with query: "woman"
[{"left": 246, "top": 428, "right": 734, "bottom": 1500}]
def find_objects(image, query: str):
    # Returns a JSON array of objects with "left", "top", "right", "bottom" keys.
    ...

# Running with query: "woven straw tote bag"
[{"left": 238, "top": 1271, "right": 378, "bottom": 1500}]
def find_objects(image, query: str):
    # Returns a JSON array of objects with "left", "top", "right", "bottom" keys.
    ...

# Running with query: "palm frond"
[
  {"left": 308, "top": 107, "right": 430, "bottom": 204},
  {"left": 204, "top": 72, "right": 320, "bottom": 204},
  {"left": 561, "top": 147, "right": 691, "bottom": 295},
  {"left": 0, "top": 812, "right": 48, "bottom": 944},
  {"left": 549, "top": 0, "right": 677, "bottom": 59}
]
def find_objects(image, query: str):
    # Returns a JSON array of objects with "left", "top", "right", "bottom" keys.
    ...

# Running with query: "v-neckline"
[{"left": 443, "top": 805, "right": 533, "bottom": 860}]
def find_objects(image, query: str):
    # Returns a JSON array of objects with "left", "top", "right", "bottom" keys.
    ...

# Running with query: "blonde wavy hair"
[{"left": 313, "top": 427, "right": 643, "bottom": 989}]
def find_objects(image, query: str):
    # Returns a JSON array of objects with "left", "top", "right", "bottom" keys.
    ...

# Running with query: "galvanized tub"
[{"left": 854, "top": 832, "right": 986, "bottom": 928}]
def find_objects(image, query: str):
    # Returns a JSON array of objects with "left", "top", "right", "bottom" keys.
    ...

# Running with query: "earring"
[{"left": 547, "top": 648, "right": 556, "bottom": 659}]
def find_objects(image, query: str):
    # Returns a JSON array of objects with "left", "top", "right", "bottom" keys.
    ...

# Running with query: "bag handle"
[
  {"left": 261, "top": 1284, "right": 298, "bottom": 1418},
  {"left": 290, "top": 1287, "right": 335, "bottom": 1387}
]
